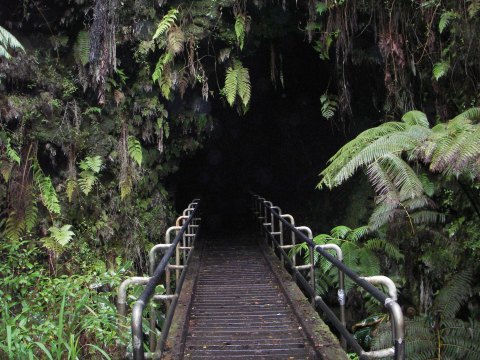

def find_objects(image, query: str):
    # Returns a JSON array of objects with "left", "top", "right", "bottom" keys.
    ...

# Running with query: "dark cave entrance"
[{"left": 168, "top": 32, "right": 381, "bottom": 234}]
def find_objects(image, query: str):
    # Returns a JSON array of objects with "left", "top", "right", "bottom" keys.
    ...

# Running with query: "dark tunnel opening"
[{"left": 167, "top": 32, "right": 381, "bottom": 234}]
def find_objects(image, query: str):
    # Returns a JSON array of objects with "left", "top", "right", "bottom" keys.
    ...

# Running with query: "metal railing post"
[
  {"left": 295, "top": 226, "right": 315, "bottom": 305},
  {"left": 315, "top": 244, "right": 346, "bottom": 349}
]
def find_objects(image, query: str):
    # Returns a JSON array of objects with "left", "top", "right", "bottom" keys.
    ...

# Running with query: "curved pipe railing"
[
  {"left": 251, "top": 194, "right": 405, "bottom": 360},
  {"left": 130, "top": 201, "right": 200, "bottom": 360}
]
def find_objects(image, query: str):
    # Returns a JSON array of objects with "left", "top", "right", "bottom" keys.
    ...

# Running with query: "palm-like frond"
[
  {"left": 0, "top": 25, "right": 24, "bottom": 59},
  {"left": 434, "top": 269, "right": 473, "bottom": 319},
  {"left": 74, "top": 30, "right": 90, "bottom": 66},
  {"left": 223, "top": 60, "right": 251, "bottom": 108},
  {"left": 153, "top": 9, "right": 179, "bottom": 40}
]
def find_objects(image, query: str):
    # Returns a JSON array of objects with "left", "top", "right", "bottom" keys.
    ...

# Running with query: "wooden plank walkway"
[{"left": 163, "top": 236, "right": 348, "bottom": 360}]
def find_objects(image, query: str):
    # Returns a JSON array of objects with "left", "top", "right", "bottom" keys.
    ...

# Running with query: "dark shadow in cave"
[{"left": 167, "top": 32, "right": 381, "bottom": 235}]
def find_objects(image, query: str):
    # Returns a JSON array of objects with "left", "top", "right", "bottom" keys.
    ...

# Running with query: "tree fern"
[
  {"left": 153, "top": 9, "right": 179, "bottom": 40},
  {"left": 73, "top": 30, "right": 90, "bottom": 66},
  {"left": 127, "top": 136, "right": 143, "bottom": 166},
  {"left": 0, "top": 25, "right": 24, "bottom": 59},
  {"left": 223, "top": 60, "right": 251, "bottom": 108}
]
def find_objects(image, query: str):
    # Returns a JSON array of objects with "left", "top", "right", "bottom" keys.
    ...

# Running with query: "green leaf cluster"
[{"left": 223, "top": 60, "right": 251, "bottom": 108}]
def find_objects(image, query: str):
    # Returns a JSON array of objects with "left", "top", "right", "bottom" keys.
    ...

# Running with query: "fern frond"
[
  {"left": 24, "top": 200, "right": 38, "bottom": 232},
  {"left": 6, "top": 139, "right": 21, "bottom": 164},
  {"left": 235, "top": 15, "right": 246, "bottom": 50},
  {"left": 320, "top": 94, "right": 338, "bottom": 120},
  {"left": 152, "top": 52, "right": 173, "bottom": 83},
  {"left": 167, "top": 26, "right": 184, "bottom": 54},
  {"left": 0, "top": 161, "right": 13, "bottom": 182},
  {"left": 467, "top": 0, "right": 480, "bottom": 18},
  {"left": 223, "top": 60, "right": 251, "bottom": 108},
  {"left": 347, "top": 226, "right": 371, "bottom": 242},
  {"left": 380, "top": 154, "right": 424, "bottom": 200},
  {"left": 439, "top": 11, "right": 459, "bottom": 33},
  {"left": 434, "top": 269, "right": 473, "bottom": 319},
  {"left": 410, "top": 210, "right": 444, "bottom": 225},
  {"left": 433, "top": 61, "right": 450, "bottom": 80},
  {"left": 33, "top": 162, "right": 61, "bottom": 215},
  {"left": 48, "top": 224, "right": 75, "bottom": 246},
  {"left": 0, "top": 25, "right": 24, "bottom": 59},
  {"left": 74, "top": 30, "right": 90, "bottom": 66},
  {"left": 153, "top": 9, "right": 179, "bottom": 40},
  {"left": 402, "top": 110, "right": 429, "bottom": 127},
  {"left": 224, "top": 65, "right": 238, "bottom": 106},
  {"left": 79, "top": 156, "right": 102, "bottom": 173},
  {"left": 66, "top": 178, "right": 76, "bottom": 202},
  {"left": 330, "top": 225, "right": 351, "bottom": 239},
  {"left": 364, "top": 238, "right": 404, "bottom": 261},
  {"left": 78, "top": 170, "right": 96, "bottom": 195},
  {"left": 127, "top": 136, "right": 143, "bottom": 166},
  {"left": 237, "top": 63, "right": 251, "bottom": 107},
  {"left": 3, "top": 211, "right": 25, "bottom": 242}
]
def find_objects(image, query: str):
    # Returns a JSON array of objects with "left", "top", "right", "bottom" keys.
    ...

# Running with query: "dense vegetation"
[{"left": 1, "top": 0, "right": 479, "bottom": 358}]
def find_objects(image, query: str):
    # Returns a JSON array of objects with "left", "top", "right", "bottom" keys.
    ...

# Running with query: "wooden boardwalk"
[{"left": 163, "top": 236, "right": 348, "bottom": 360}]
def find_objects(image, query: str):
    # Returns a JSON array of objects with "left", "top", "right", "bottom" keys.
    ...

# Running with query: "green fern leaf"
[
  {"left": 0, "top": 161, "right": 13, "bottom": 182},
  {"left": 3, "top": 211, "right": 25, "bottom": 242},
  {"left": 48, "top": 224, "right": 75, "bottom": 246},
  {"left": 237, "top": 64, "right": 251, "bottom": 107},
  {"left": 468, "top": 0, "right": 480, "bottom": 18},
  {"left": 152, "top": 52, "right": 173, "bottom": 83},
  {"left": 127, "top": 136, "right": 143, "bottom": 166},
  {"left": 6, "top": 139, "right": 21, "bottom": 164},
  {"left": 439, "top": 11, "right": 458, "bottom": 34},
  {"left": 224, "top": 65, "right": 238, "bottom": 106},
  {"left": 66, "top": 178, "right": 76, "bottom": 202},
  {"left": 235, "top": 15, "right": 246, "bottom": 50},
  {"left": 0, "top": 25, "right": 24, "bottom": 59},
  {"left": 434, "top": 269, "right": 473, "bottom": 318},
  {"left": 433, "top": 61, "right": 450, "bottom": 80},
  {"left": 33, "top": 163, "right": 61, "bottom": 215},
  {"left": 79, "top": 155, "right": 102, "bottom": 173},
  {"left": 73, "top": 30, "right": 90, "bottom": 66},
  {"left": 364, "top": 238, "right": 404, "bottom": 261},
  {"left": 320, "top": 94, "right": 338, "bottom": 120},
  {"left": 402, "top": 110, "right": 429, "bottom": 127},
  {"left": 153, "top": 9, "right": 179, "bottom": 40},
  {"left": 78, "top": 171, "right": 96, "bottom": 195},
  {"left": 24, "top": 200, "right": 38, "bottom": 232},
  {"left": 223, "top": 60, "right": 251, "bottom": 108}
]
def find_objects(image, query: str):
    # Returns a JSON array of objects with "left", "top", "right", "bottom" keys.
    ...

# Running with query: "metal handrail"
[
  {"left": 130, "top": 201, "right": 200, "bottom": 360},
  {"left": 252, "top": 194, "right": 405, "bottom": 360}
]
